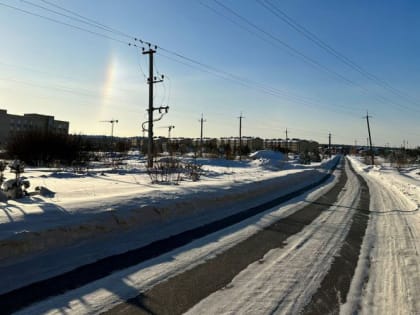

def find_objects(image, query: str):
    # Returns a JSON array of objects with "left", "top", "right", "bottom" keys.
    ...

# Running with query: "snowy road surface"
[
  {"left": 184, "top": 158, "right": 365, "bottom": 315},
  {"left": 1, "top": 154, "right": 419, "bottom": 315},
  {"left": 343, "top": 157, "right": 420, "bottom": 315}
]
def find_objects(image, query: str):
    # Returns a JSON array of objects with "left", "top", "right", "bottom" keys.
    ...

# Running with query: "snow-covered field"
[{"left": 0, "top": 153, "right": 337, "bottom": 291}]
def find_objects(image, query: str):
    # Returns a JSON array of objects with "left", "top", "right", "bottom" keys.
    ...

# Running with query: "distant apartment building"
[
  {"left": 218, "top": 137, "right": 264, "bottom": 152},
  {"left": 0, "top": 109, "right": 69, "bottom": 146},
  {"left": 264, "top": 138, "right": 319, "bottom": 153},
  {"left": 138, "top": 136, "right": 318, "bottom": 155}
]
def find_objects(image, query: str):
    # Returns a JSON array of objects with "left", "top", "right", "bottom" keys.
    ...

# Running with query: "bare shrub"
[{"left": 147, "top": 158, "right": 202, "bottom": 184}]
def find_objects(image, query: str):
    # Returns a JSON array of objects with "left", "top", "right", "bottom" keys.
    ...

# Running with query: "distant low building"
[{"left": 0, "top": 109, "right": 69, "bottom": 146}]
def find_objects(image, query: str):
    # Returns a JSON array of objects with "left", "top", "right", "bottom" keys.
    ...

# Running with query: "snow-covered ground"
[
  {"left": 343, "top": 156, "right": 420, "bottom": 315},
  {"left": 3, "top": 153, "right": 419, "bottom": 315},
  {"left": 12, "top": 155, "right": 342, "bottom": 315},
  {"left": 0, "top": 153, "right": 338, "bottom": 291},
  {"left": 0, "top": 153, "right": 333, "bottom": 260}
]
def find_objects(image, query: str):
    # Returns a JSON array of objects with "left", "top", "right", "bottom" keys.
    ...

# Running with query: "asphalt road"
[
  {"left": 104, "top": 159, "right": 351, "bottom": 315},
  {"left": 301, "top": 159, "right": 370, "bottom": 314}
]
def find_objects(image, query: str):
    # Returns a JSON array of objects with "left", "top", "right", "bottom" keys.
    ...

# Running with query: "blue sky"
[{"left": 0, "top": 0, "right": 419, "bottom": 147}]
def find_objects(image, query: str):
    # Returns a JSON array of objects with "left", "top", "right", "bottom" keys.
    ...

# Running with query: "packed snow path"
[{"left": 343, "top": 157, "right": 420, "bottom": 315}]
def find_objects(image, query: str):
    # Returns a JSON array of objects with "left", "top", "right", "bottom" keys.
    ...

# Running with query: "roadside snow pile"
[
  {"left": 348, "top": 156, "right": 419, "bottom": 208},
  {"left": 249, "top": 150, "right": 285, "bottom": 169},
  {"left": 249, "top": 150, "right": 285, "bottom": 160},
  {"left": 0, "top": 155, "right": 340, "bottom": 264}
]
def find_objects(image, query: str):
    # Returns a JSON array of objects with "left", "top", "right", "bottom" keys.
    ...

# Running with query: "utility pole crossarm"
[{"left": 99, "top": 119, "right": 118, "bottom": 137}]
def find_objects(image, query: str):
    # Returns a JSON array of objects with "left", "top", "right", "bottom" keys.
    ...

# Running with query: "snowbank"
[
  {"left": 0, "top": 155, "right": 340, "bottom": 264},
  {"left": 348, "top": 156, "right": 419, "bottom": 208}
]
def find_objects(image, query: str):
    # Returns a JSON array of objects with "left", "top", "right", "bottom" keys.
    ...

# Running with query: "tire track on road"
[
  {"left": 301, "top": 157, "right": 370, "bottom": 315},
  {"left": 359, "top": 173, "right": 420, "bottom": 315},
  {"left": 104, "top": 160, "right": 347, "bottom": 315}
]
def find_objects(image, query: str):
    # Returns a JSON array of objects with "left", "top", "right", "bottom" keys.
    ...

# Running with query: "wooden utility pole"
[
  {"left": 238, "top": 113, "right": 244, "bottom": 160},
  {"left": 199, "top": 114, "right": 206, "bottom": 157},
  {"left": 168, "top": 125, "right": 175, "bottom": 139},
  {"left": 328, "top": 132, "right": 331, "bottom": 158},
  {"left": 364, "top": 111, "right": 374, "bottom": 165},
  {"left": 143, "top": 45, "right": 163, "bottom": 167}
]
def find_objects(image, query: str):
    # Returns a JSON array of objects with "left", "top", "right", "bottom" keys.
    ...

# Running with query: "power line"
[
  {"left": 134, "top": 49, "right": 148, "bottom": 81},
  {"left": 2, "top": 1, "right": 320, "bottom": 111},
  {"left": 207, "top": 0, "right": 420, "bottom": 114},
  {"left": 198, "top": 0, "right": 278, "bottom": 48},
  {"left": 153, "top": 58, "right": 167, "bottom": 106},
  {"left": 40, "top": 0, "right": 132, "bottom": 39},
  {"left": 0, "top": 2, "right": 129, "bottom": 45},
  {"left": 156, "top": 51, "right": 361, "bottom": 118},
  {"left": 7, "top": 0, "right": 418, "bottom": 116},
  {"left": 21, "top": 0, "right": 131, "bottom": 40},
  {"left": 0, "top": 0, "right": 381, "bottom": 119},
  {"left": 257, "top": 0, "right": 420, "bottom": 111},
  {"left": 2, "top": 0, "right": 361, "bottom": 117},
  {"left": 164, "top": 74, "right": 173, "bottom": 109},
  {"left": 0, "top": 77, "right": 144, "bottom": 116},
  {"left": 210, "top": 0, "right": 365, "bottom": 88}
]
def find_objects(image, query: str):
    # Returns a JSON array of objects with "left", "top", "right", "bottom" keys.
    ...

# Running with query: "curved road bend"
[{"left": 104, "top": 159, "right": 354, "bottom": 314}]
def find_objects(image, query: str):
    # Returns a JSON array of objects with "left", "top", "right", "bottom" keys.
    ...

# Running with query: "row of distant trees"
[
  {"left": 4, "top": 131, "right": 264, "bottom": 165},
  {"left": 143, "top": 142, "right": 252, "bottom": 160},
  {"left": 383, "top": 147, "right": 420, "bottom": 168},
  {"left": 5, "top": 131, "right": 130, "bottom": 166},
  {"left": 362, "top": 147, "right": 420, "bottom": 168},
  {"left": 4, "top": 131, "right": 330, "bottom": 166}
]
